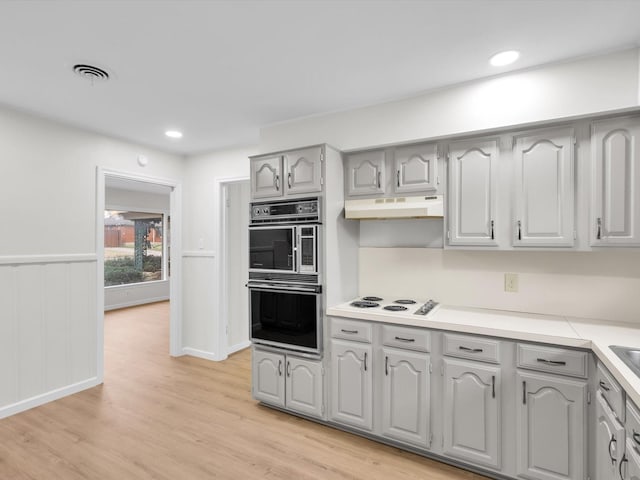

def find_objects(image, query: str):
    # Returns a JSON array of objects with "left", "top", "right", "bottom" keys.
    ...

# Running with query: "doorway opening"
[{"left": 96, "top": 168, "right": 182, "bottom": 383}]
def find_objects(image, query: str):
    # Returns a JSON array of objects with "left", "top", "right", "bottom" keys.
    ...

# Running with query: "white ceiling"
[{"left": 1, "top": 0, "right": 639, "bottom": 155}]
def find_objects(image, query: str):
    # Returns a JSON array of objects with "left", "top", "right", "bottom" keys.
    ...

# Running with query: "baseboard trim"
[
  {"left": 227, "top": 340, "right": 251, "bottom": 355},
  {"left": 182, "top": 347, "right": 220, "bottom": 361},
  {"left": 104, "top": 296, "right": 170, "bottom": 311},
  {"left": 0, "top": 377, "right": 100, "bottom": 420}
]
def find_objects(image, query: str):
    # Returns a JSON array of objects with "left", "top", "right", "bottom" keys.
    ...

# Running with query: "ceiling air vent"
[{"left": 72, "top": 64, "right": 110, "bottom": 83}]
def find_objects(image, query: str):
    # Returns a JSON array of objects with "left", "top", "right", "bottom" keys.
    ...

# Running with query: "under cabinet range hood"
[{"left": 344, "top": 195, "right": 444, "bottom": 220}]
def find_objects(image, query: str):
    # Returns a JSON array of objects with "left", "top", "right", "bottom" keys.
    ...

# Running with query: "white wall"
[
  {"left": 259, "top": 48, "right": 640, "bottom": 325},
  {"left": 0, "top": 105, "right": 183, "bottom": 418},
  {"left": 181, "top": 146, "right": 255, "bottom": 360},
  {"left": 260, "top": 48, "right": 640, "bottom": 153},
  {"left": 104, "top": 187, "right": 170, "bottom": 311}
]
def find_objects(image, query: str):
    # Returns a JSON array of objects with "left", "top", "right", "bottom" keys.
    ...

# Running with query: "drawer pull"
[
  {"left": 395, "top": 336, "right": 416, "bottom": 343},
  {"left": 385, "top": 356, "right": 389, "bottom": 376},
  {"left": 633, "top": 431, "right": 640, "bottom": 446},
  {"left": 491, "top": 375, "right": 495, "bottom": 399},
  {"left": 599, "top": 380, "right": 611, "bottom": 392},
  {"left": 536, "top": 358, "right": 567, "bottom": 366},
  {"left": 522, "top": 381, "right": 527, "bottom": 405},
  {"left": 341, "top": 329, "right": 358, "bottom": 334},
  {"left": 459, "top": 346, "right": 483, "bottom": 353}
]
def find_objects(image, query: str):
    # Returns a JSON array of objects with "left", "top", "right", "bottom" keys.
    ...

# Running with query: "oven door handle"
[{"left": 247, "top": 283, "right": 322, "bottom": 294}]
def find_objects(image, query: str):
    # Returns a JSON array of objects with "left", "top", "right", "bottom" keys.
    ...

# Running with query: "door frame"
[
  {"left": 96, "top": 167, "right": 183, "bottom": 383},
  {"left": 215, "top": 175, "right": 250, "bottom": 359}
]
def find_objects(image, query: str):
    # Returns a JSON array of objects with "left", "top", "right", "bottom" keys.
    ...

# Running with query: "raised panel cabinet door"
[
  {"left": 624, "top": 438, "right": 640, "bottom": 480},
  {"left": 252, "top": 349, "right": 285, "bottom": 407},
  {"left": 595, "top": 392, "right": 625, "bottom": 480},
  {"left": 251, "top": 156, "right": 283, "bottom": 199},
  {"left": 345, "top": 150, "right": 386, "bottom": 196},
  {"left": 513, "top": 128, "right": 575, "bottom": 247},
  {"left": 330, "top": 339, "right": 373, "bottom": 431},
  {"left": 591, "top": 116, "right": 640, "bottom": 246},
  {"left": 447, "top": 138, "right": 499, "bottom": 246},
  {"left": 381, "top": 348, "right": 430, "bottom": 448},
  {"left": 442, "top": 358, "right": 501, "bottom": 470},
  {"left": 285, "top": 356, "right": 323, "bottom": 419},
  {"left": 284, "top": 146, "right": 323, "bottom": 195},
  {"left": 394, "top": 143, "right": 438, "bottom": 193},
  {"left": 516, "top": 371, "right": 587, "bottom": 480}
]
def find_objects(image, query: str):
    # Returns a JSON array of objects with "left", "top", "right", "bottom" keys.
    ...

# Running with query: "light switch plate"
[{"left": 505, "top": 273, "right": 519, "bottom": 293}]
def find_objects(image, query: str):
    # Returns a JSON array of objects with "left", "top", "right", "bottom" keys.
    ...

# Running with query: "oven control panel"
[{"left": 250, "top": 198, "right": 319, "bottom": 224}]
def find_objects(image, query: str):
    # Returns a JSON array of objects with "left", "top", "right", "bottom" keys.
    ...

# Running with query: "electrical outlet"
[{"left": 504, "top": 273, "right": 519, "bottom": 293}]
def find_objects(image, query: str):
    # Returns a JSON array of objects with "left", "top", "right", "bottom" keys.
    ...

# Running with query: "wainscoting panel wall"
[{"left": 0, "top": 255, "right": 98, "bottom": 418}]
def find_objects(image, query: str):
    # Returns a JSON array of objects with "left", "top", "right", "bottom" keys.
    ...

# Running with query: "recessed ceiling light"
[
  {"left": 165, "top": 130, "right": 183, "bottom": 139},
  {"left": 489, "top": 50, "right": 520, "bottom": 67}
]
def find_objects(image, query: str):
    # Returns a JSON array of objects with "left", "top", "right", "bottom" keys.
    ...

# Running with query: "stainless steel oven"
[{"left": 248, "top": 282, "right": 322, "bottom": 354}]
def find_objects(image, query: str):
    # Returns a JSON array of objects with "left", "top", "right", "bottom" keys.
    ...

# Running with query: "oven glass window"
[
  {"left": 250, "top": 289, "right": 318, "bottom": 350},
  {"left": 249, "top": 228, "right": 294, "bottom": 271}
]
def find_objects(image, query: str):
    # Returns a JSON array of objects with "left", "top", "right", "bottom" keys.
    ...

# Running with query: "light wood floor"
[{"left": 0, "top": 301, "right": 488, "bottom": 479}]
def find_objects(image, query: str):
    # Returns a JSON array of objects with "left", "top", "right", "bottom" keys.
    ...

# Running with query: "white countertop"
[{"left": 327, "top": 301, "right": 640, "bottom": 407}]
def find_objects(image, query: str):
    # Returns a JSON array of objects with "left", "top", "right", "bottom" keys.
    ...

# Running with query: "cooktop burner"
[
  {"left": 394, "top": 299, "right": 416, "bottom": 305},
  {"left": 383, "top": 305, "right": 408, "bottom": 312},
  {"left": 362, "top": 296, "right": 383, "bottom": 302},
  {"left": 350, "top": 301, "right": 380, "bottom": 308}
]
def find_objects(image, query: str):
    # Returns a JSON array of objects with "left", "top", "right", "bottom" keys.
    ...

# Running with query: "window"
[{"left": 104, "top": 210, "right": 164, "bottom": 286}]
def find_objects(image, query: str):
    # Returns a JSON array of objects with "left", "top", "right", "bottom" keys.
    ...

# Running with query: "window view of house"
[{"left": 104, "top": 210, "right": 164, "bottom": 286}]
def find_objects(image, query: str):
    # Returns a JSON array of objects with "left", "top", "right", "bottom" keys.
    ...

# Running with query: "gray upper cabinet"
[
  {"left": 447, "top": 138, "right": 499, "bottom": 247},
  {"left": 345, "top": 150, "right": 386, "bottom": 196},
  {"left": 591, "top": 116, "right": 640, "bottom": 246},
  {"left": 285, "top": 356, "right": 324, "bottom": 419},
  {"left": 596, "top": 391, "right": 625, "bottom": 480},
  {"left": 283, "top": 146, "right": 323, "bottom": 196},
  {"left": 330, "top": 339, "right": 373, "bottom": 431},
  {"left": 381, "top": 347, "right": 430, "bottom": 449},
  {"left": 442, "top": 358, "right": 501, "bottom": 470},
  {"left": 516, "top": 370, "right": 586, "bottom": 480},
  {"left": 250, "top": 146, "right": 323, "bottom": 199},
  {"left": 513, "top": 128, "right": 575, "bottom": 247},
  {"left": 251, "top": 155, "right": 284, "bottom": 199},
  {"left": 394, "top": 143, "right": 438, "bottom": 193},
  {"left": 252, "top": 349, "right": 285, "bottom": 407}
]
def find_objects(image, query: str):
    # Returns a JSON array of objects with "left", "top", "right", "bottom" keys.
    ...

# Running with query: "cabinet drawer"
[
  {"left": 331, "top": 318, "right": 372, "bottom": 343},
  {"left": 443, "top": 333, "right": 500, "bottom": 364},
  {"left": 382, "top": 325, "right": 430, "bottom": 352},
  {"left": 597, "top": 362, "right": 625, "bottom": 421},
  {"left": 517, "top": 344, "right": 588, "bottom": 378},
  {"left": 627, "top": 401, "right": 640, "bottom": 449}
]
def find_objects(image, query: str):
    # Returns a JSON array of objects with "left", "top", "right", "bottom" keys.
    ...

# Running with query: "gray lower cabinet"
[
  {"left": 381, "top": 347, "right": 430, "bottom": 448},
  {"left": 442, "top": 358, "right": 501, "bottom": 470},
  {"left": 624, "top": 438, "right": 640, "bottom": 480},
  {"left": 596, "top": 391, "right": 625, "bottom": 480},
  {"left": 516, "top": 371, "right": 587, "bottom": 480},
  {"left": 330, "top": 339, "right": 373, "bottom": 431},
  {"left": 252, "top": 348, "right": 323, "bottom": 418}
]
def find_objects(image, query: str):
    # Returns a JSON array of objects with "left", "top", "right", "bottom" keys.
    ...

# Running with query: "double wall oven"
[{"left": 248, "top": 197, "right": 322, "bottom": 355}]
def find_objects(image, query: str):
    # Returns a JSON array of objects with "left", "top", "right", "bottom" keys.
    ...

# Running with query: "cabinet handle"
[
  {"left": 492, "top": 375, "right": 496, "bottom": 399},
  {"left": 286, "top": 360, "right": 291, "bottom": 377},
  {"left": 490, "top": 220, "right": 495, "bottom": 240},
  {"left": 609, "top": 434, "right": 617, "bottom": 466},
  {"left": 517, "top": 220, "right": 522, "bottom": 240},
  {"left": 394, "top": 336, "right": 415, "bottom": 343},
  {"left": 599, "top": 380, "right": 611, "bottom": 392},
  {"left": 459, "top": 346, "right": 483, "bottom": 353},
  {"left": 377, "top": 171, "right": 381, "bottom": 189},
  {"left": 278, "top": 359, "right": 282, "bottom": 376},
  {"left": 633, "top": 431, "right": 640, "bottom": 446},
  {"left": 522, "top": 381, "right": 527, "bottom": 405},
  {"left": 597, "top": 217, "right": 602, "bottom": 240},
  {"left": 619, "top": 454, "right": 627, "bottom": 480},
  {"left": 396, "top": 170, "right": 400, "bottom": 188},
  {"left": 287, "top": 172, "right": 292, "bottom": 189},
  {"left": 364, "top": 352, "right": 368, "bottom": 372},
  {"left": 341, "top": 329, "right": 358, "bottom": 334},
  {"left": 275, "top": 174, "right": 280, "bottom": 190},
  {"left": 536, "top": 358, "right": 567, "bottom": 366},
  {"left": 385, "top": 356, "right": 389, "bottom": 376}
]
